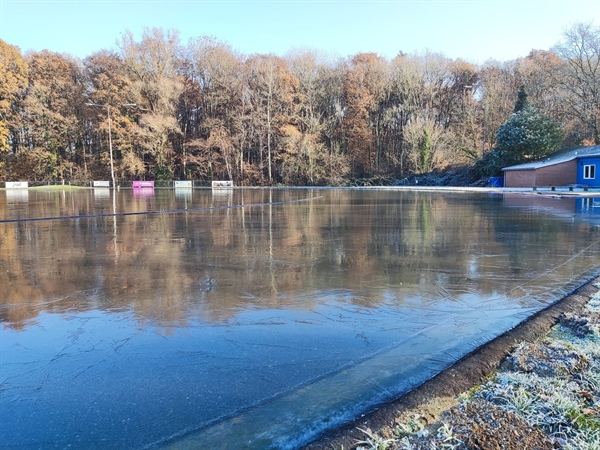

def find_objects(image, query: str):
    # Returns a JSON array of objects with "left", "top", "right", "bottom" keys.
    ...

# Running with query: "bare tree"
[
  {"left": 119, "top": 28, "right": 184, "bottom": 177},
  {"left": 245, "top": 54, "right": 299, "bottom": 182},
  {"left": 182, "top": 36, "right": 246, "bottom": 180},
  {"left": 403, "top": 116, "right": 453, "bottom": 174},
  {"left": 552, "top": 22, "right": 600, "bottom": 144},
  {"left": 477, "top": 61, "right": 521, "bottom": 153}
]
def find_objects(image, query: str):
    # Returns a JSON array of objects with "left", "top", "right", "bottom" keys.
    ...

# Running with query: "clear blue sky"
[{"left": 0, "top": 0, "right": 598, "bottom": 63}]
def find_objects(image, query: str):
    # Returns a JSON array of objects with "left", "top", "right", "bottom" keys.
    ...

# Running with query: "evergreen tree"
[
  {"left": 513, "top": 85, "right": 529, "bottom": 113},
  {"left": 496, "top": 106, "right": 563, "bottom": 163},
  {"left": 476, "top": 104, "right": 563, "bottom": 176}
]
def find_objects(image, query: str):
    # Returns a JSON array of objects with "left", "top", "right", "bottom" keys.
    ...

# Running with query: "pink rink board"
[{"left": 132, "top": 180, "right": 154, "bottom": 188}]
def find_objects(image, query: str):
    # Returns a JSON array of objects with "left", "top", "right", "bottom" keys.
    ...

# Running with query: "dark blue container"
[{"left": 488, "top": 177, "right": 504, "bottom": 187}]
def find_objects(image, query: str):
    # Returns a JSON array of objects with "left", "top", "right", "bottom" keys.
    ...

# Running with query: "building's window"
[{"left": 584, "top": 164, "right": 596, "bottom": 179}]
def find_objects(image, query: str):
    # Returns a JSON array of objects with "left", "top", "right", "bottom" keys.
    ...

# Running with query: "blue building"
[
  {"left": 576, "top": 155, "right": 600, "bottom": 187},
  {"left": 503, "top": 145, "right": 600, "bottom": 188}
]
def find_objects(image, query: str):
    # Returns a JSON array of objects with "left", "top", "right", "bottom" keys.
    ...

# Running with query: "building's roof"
[{"left": 502, "top": 145, "right": 600, "bottom": 171}]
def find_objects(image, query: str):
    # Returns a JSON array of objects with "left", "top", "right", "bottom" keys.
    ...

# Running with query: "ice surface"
[{"left": 1, "top": 188, "right": 599, "bottom": 448}]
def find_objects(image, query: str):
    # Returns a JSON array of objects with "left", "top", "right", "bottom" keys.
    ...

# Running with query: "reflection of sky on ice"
[{"left": 1, "top": 189, "right": 599, "bottom": 448}]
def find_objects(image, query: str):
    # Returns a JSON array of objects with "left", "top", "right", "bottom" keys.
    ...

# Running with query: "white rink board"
[{"left": 5, "top": 181, "right": 29, "bottom": 189}]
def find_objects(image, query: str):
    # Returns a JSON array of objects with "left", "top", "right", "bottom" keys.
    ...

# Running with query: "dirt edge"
[{"left": 302, "top": 275, "right": 600, "bottom": 450}]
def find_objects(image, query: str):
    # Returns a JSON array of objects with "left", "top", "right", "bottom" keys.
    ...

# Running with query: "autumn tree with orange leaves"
[{"left": 0, "top": 40, "right": 28, "bottom": 157}]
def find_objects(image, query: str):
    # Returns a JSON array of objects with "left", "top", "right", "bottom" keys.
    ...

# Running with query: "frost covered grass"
[
  {"left": 349, "top": 282, "right": 600, "bottom": 450},
  {"left": 354, "top": 427, "right": 398, "bottom": 450}
]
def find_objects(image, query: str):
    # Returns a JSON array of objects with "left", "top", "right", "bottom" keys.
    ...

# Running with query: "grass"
[
  {"left": 471, "top": 289, "right": 600, "bottom": 448},
  {"left": 354, "top": 428, "right": 398, "bottom": 450}
]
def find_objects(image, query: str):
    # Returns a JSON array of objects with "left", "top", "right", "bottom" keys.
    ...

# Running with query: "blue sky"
[{"left": 0, "top": 0, "right": 597, "bottom": 63}]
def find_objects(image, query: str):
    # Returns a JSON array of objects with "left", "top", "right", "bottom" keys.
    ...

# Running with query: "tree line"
[{"left": 0, "top": 23, "right": 598, "bottom": 185}]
